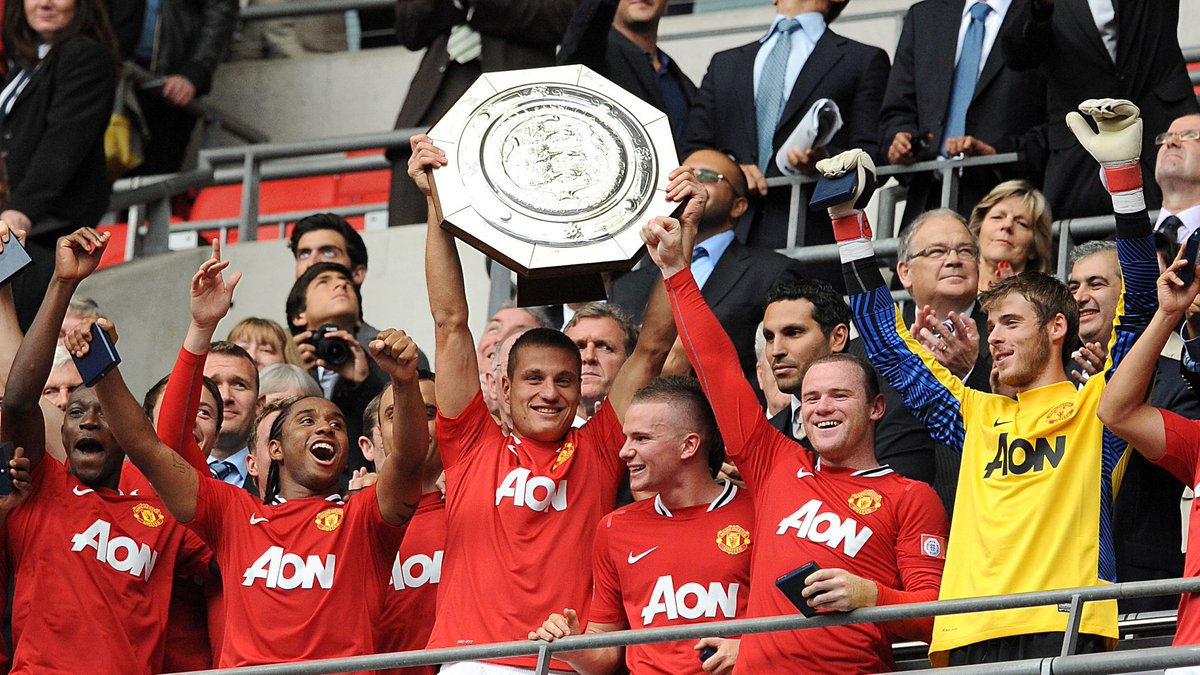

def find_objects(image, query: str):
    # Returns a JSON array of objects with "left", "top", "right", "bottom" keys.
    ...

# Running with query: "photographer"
[{"left": 285, "top": 262, "right": 387, "bottom": 474}]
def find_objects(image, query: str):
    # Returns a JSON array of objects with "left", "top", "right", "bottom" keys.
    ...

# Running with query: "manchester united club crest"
[
  {"left": 1045, "top": 402, "right": 1075, "bottom": 424},
  {"left": 552, "top": 442, "right": 575, "bottom": 472},
  {"left": 715, "top": 524, "right": 751, "bottom": 555},
  {"left": 314, "top": 507, "right": 344, "bottom": 532},
  {"left": 132, "top": 503, "right": 165, "bottom": 528},
  {"left": 848, "top": 489, "right": 882, "bottom": 516}
]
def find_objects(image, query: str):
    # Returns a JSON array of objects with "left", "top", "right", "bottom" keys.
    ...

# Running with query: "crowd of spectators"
[{"left": 2, "top": 0, "right": 1200, "bottom": 673}]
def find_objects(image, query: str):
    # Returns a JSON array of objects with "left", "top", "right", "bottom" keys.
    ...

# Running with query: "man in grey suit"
[
  {"left": 608, "top": 148, "right": 804, "bottom": 390},
  {"left": 386, "top": 0, "right": 578, "bottom": 227}
]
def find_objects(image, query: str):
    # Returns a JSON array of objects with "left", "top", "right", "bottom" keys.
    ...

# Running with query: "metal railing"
[
  {"left": 123, "top": 63, "right": 270, "bottom": 145},
  {"left": 167, "top": 576, "right": 1200, "bottom": 675}
]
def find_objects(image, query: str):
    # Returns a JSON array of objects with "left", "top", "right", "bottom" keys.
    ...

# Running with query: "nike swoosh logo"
[
  {"left": 628, "top": 547, "right": 658, "bottom": 564},
  {"left": 250, "top": 514, "right": 270, "bottom": 525},
  {"left": 993, "top": 418, "right": 1012, "bottom": 427},
  {"left": 72, "top": 486, "right": 94, "bottom": 496},
  {"left": 796, "top": 468, "right": 814, "bottom": 479}
]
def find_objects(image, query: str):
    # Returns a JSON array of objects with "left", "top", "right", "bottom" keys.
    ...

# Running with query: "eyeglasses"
[
  {"left": 1154, "top": 129, "right": 1200, "bottom": 146},
  {"left": 695, "top": 168, "right": 727, "bottom": 185},
  {"left": 908, "top": 244, "right": 979, "bottom": 261},
  {"left": 695, "top": 168, "right": 745, "bottom": 197}
]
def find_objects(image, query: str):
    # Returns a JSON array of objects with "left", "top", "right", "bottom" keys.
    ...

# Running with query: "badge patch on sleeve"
[{"left": 920, "top": 534, "right": 946, "bottom": 559}]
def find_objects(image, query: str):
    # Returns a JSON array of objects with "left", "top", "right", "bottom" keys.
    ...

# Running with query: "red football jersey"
[
  {"left": 665, "top": 268, "right": 949, "bottom": 675},
  {"left": 427, "top": 392, "right": 626, "bottom": 670},
  {"left": 590, "top": 481, "right": 754, "bottom": 674},
  {"left": 187, "top": 476, "right": 407, "bottom": 669},
  {"left": 378, "top": 491, "right": 447, "bottom": 675},
  {"left": 4, "top": 459, "right": 211, "bottom": 674},
  {"left": 1154, "top": 410, "right": 1200, "bottom": 647}
]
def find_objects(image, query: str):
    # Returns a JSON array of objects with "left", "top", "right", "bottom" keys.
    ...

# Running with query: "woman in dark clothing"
[{"left": 1, "top": 0, "right": 118, "bottom": 329}]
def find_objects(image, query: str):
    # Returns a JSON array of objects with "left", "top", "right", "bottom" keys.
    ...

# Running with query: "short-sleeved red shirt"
[
  {"left": 378, "top": 491, "right": 446, "bottom": 675},
  {"left": 1155, "top": 409, "right": 1200, "bottom": 646},
  {"left": 427, "top": 392, "right": 626, "bottom": 670},
  {"left": 589, "top": 481, "right": 754, "bottom": 674},
  {"left": 4, "top": 459, "right": 210, "bottom": 674},
  {"left": 187, "top": 476, "right": 406, "bottom": 669}
]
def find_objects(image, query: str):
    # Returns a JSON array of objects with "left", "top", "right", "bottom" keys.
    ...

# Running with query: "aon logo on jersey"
[
  {"left": 391, "top": 550, "right": 443, "bottom": 590},
  {"left": 495, "top": 468, "right": 567, "bottom": 512},
  {"left": 243, "top": 546, "right": 335, "bottom": 589},
  {"left": 776, "top": 499, "right": 873, "bottom": 557},
  {"left": 984, "top": 433, "right": 1066, "bottom": 479},
  {"left": 641, "top": 575, "right": 739, "bottom": 625},
  {"left": 71, "top": 519, "right": 160, "bottom": 581}
]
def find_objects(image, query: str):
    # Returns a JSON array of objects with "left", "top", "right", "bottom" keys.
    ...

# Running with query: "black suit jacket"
[
  {"left": 557, "top": 0, "right": 696, "bottom": 144},
  {"left": 1, "top": 38, "right": 115, "bottom": 237},
  {"left": 880, "top": 0, "right": 1046, "bottom": 221},
  {"left": 1001, "top": 0, "right": 1199, "bottom": 218},
  {"left": 608, "top": 238, "right": 803, "bottom": 385},
  {"left": 766, "top": 339, "right": 937, "bottom": 487},
  {"left": 682, "top": 27, "right": 890, "bottom": 288},
  {"left": 388, "top": 0, "right": 577, "bottom": 224}
]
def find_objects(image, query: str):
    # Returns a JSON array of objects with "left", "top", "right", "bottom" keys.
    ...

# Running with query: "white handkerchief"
[{"left": 776, "top": 98, "right": 843, "bottom": 176}]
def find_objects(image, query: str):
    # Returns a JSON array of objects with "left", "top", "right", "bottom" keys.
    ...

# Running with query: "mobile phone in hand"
[
  {"left": 72, "top": 323, "right": 121, "bottom": 387},
  {"left": 1179, "top": 230, "right": 1200, "bottom": 287},
  {"left": 0, "top": 442, "right": 15, "bottom": 497},
  {"left": 0, "top": 235, "right": 33, "bottom": 287},
  {"left": 776, "top": 561, "right": 822, "bottom": 617}
]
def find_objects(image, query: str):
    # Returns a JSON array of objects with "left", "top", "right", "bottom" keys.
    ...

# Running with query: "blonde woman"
[
  {"left": 227, "top": 317, "right": 305, "bottom": 370},
  {"left": 968, "top": 180, "right": 1053, "bottom": 292}
]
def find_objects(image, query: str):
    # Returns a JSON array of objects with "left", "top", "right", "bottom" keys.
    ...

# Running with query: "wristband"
[
  {"left": 832, "top": 211, "right": 873, "bottom": 243},
  {"left": 1101, "top": 162, "right": 1142, "bottom": 194}
]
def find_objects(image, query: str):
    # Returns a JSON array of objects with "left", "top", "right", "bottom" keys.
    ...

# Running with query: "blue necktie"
[
  {"left": 211, "top": 460, "right": 237, "bottom": 482},
  {"left": 756, "top": 18, "right": 801, "bottom": 171},
  {"left": 942, "top": 2, "right": 992, "bottom": 153}
]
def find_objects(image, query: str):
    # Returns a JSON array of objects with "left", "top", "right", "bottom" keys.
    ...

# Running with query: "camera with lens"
[{"left": 312, "top": 324, "right": 352, "bottom": 367}]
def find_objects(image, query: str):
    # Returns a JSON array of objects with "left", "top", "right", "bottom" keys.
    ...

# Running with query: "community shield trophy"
[{"left": 426, "top": 65, "right": 679, "bottom": 306}]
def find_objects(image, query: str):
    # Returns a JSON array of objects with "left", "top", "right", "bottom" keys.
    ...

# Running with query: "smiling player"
[{"left": 80, "top": 267, "right": 428, "bottom": 668}]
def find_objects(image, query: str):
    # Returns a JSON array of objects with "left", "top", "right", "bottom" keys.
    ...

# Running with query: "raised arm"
[
  {"left": 605, "top": 167, "right": 704, "bottom": 420},
  {"left": 0, "top": 225, "right": 26, "bottom": 390},
  {"left": 369, "top": 329, "right": 428, "bottom": 527},
  {"left": 1, "top": 228, "right": 108, "bottom": 471},
  {"left": 159, "top": 241, "right": 241, "bottom": 471},
  {"left": 642, "top": 186, "right": 769, "bottom": 459},
  {"left": 820, "top": 151, "right": 968, "bottom": 451},
  {"left": 82, "top": 324, "right": 202, "bottom": 522},
  {"left": 1098, "top": 260, "right": 1196, "bottom": 460},
  {"left": 409, "top": 134, "right": 479, "bottom": 418}
]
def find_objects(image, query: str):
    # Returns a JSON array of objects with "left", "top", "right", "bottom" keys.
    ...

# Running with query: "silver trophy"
[{"left": 427, "top": 65, "right": 679, "bottom": 305}]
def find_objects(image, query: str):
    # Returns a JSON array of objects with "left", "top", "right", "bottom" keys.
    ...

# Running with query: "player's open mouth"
[
  {"left": 813, "top": 420, "right": 841, "bottom": 429},
  {"left": 309, "top": 441, "right": 337, "bottom": 463},
  {"left": 532, "top": 406, "right": 561, "bottom": 416},
  {"left": 627, "top": 464, "right": 645, "bottom": 476},
  {"left": 74, "top": 438, "right": 105, "bottom": 454}
]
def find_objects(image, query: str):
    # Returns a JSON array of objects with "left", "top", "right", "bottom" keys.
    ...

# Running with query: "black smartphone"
[
  {"left": 0, "top": 441, "right": 14, "bottom": 497},
  {"left": 775, "top": 561, "right": 821, "bottom": 617},
  {"left": 698, "top": 646, "right": 717, "bottom": 663},
  {"left": 71, "top": 323, "right": 121, "bottom": 387},
  {"left": 1179, "top": 230, "right": 1200, "bottom": 287},
  {"left": 0, "top": 235, "right": 33, "bottom": 287}
]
